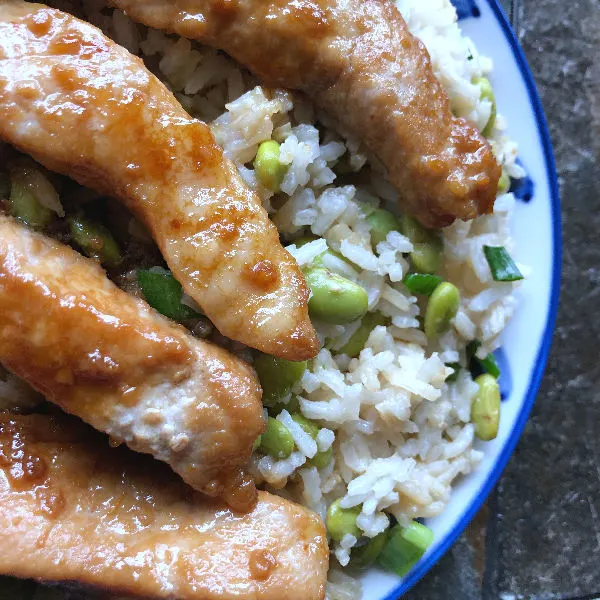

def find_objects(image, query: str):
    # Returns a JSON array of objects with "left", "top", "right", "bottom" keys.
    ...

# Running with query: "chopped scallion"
[
  {"left": 483, "top": 245, "right": 524, "bottom": 282},
  {"left": 445, "top": 362, "right": 461, "bottom": 382},
  {"left": 477, "top": 352, "right": 501, "bottom": 379},
  {"left": 467, "top": 340, "right": 501, "bottom": 379},
  {"left": 137, "top": 267, "right": 200, "bottom": 321},
  {"left": 378, "top": 521, "right": 434, "bottom": 577},
  {"left": 403, "top": 273, "right": 442, "bottom": 296}
]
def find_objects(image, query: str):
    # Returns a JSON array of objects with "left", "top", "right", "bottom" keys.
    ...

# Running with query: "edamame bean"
[
  {"left": 399, "top": 215, "right": 432, "bottom": 244},
  {"left": 291, "top": 413, "right": 320, "bottom": 438},
  {"left": 269, "top": 395, "right": 301, "bottom": 417},
  {"left": 8, "top": 170, "right": 52, "bottom": 229},
  {"left": 410, "top": 243, "right": 442, "bottom": 274},
  {"left": 254, "top": 140, "right": 288, "bottom": 192},
  {"left": 258, "top": 417, "right": 294, "bottom": 459},
  {"left": 472, "top": 373, "right": 501, "bottom": 440},
  {"left": 351, "top": 530, "right": 390, "bottom": 569},
  {"left": 68, "top": 216, "right": 122, "bottom": 268},
  {"left": 338, "top": 312, "right": 388, "bottom": 358},
  {"left": 399, "top": 215, "right": 443, "bottom": 273},
  {"left": 291, "top": 413, "right": 333, "bottom": 469},
  {"left": 296, "top": 235, "right": 355, "bottom": 272},
  {"left": 304, "top": 267, "right": 368, "bottom": 324},
  {"left": 326, "top": 499, "right": 361, "bottom": 542},
  {"left": 366, "top": 207, "right": 401, "bottom": 247},
  {"left": 473, "top": 76, "right": 497, "bottom": 137},
  {"left": 308, "top": 446, "right": 333, "bottom": 469},
  {"left": 424, "top": 282, "right": 460, "bottom": 339},
  {"left": 497, "top": 169, "right": 511, "bottom": 195},
  {"left": 253, "top": 354, "right": 307, "bottom": 406}
]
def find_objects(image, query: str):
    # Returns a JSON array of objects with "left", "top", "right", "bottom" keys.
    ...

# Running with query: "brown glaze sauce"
[
  {"left": 248, "top": 549, "right": 278, "bottom": 581},
  {"left": 244, "top": 259, "right": 279, "bottom": 290},
  {"left": 0, "top": 419, "right": 48, "bottom": 490},
  {"left": 0, "top": 419, "right": 65, "bottom": 520}
]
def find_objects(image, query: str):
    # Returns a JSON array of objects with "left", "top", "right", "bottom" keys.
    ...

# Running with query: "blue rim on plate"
[{"left": 383, "top": 1, "right": 562, "bottom": 598}]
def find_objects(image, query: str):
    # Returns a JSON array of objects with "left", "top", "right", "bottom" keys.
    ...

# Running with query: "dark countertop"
[{"left": 405, "top": 0, "right": 600, "bottom": 598}]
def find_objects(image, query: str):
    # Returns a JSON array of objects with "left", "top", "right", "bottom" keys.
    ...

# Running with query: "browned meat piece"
[
  {"left": 0, "top": 0, "right": 319, "bottom": 360},
  {"left": 0, "top": 215, "right": 264, "bottom": 511},
  {"left": 107, "top": 0, "right": 501, "bottom": 229},
  {"left": 0, "top": 413, "right": 329, "bottom": 600}
]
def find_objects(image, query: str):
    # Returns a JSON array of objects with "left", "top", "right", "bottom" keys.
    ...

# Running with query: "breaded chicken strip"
[
  {"left": 0, "top": 413, "right": 329, "bottom": 600},
  {"left": 0, "top": 215, "right": 264, "bottom": 511},
  {"left": 0, "top": 1, "right": 319, "bottom": 360},
  {"left": 108, "top": 0, "right": 501, "bottom": 228}
]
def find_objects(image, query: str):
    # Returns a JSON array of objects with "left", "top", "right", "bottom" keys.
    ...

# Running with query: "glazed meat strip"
[
  {"left": 0, "top": 1, "right": 319, "bottom": 361},
  {"left": 109, "top": 0, "right": 501, "bottom": 228},
  {"left": 0, "top": 215, "right": 264, "bottom": 511},
  {"left": 0, "top": 413, "right": 329, "bottom": 600}
]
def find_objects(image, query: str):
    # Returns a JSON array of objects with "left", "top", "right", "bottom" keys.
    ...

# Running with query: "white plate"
[{"left": 361, "top": 1, "right": 561, "bottom": 598}]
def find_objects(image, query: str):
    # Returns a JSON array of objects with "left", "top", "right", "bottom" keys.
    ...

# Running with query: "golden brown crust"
[
  {"left": 0, "top": 413, "right": 329, "bottom": 600},
  {"left": 109, "top": 0, "right": 500, "bottom": 228},
  {"left": 0, "top": 1, "right": 319, "bottom": 360},
  {"left": 0, "top": 215, "right": 264, "bottom": 508}
]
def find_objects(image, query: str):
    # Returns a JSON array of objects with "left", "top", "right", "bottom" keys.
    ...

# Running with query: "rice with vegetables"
[{"left": 0, "top": 0, "right": 526, "bottom": 597}]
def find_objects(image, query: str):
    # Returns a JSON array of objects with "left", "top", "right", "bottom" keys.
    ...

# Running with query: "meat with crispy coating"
[
  {"left": 0, "top": 0, "right": 319, "bottom": 360},
  {"left": 108, "top": 0, "right": 501, "bottom": 228},
  {"left": 0, "top": 413, "right": 329, "bottom": 600},
  {"left": 0, "top": 215, "right": 264, "bottom": 510}
]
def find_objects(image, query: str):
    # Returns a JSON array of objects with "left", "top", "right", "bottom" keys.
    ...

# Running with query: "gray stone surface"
[{"left": 404, "top": 0, "right": 600, "bottom": 598}]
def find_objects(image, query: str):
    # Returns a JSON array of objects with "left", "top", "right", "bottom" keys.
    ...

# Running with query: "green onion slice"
[
  {"left": 137, "top": 267, "right": 201, "bottom": 321},
  {"left": 445, "top": 362, "right": 461, "bottom": 382},
  {"left": 403, "top": 273, "right": 442, "bottom": 296},
  {"left": 378, "top": 521, "right": 434, "bottom": 577},
  {"left": 467, "top": 340, "right": 501, "bottom": 379},
  {"left": 477, "top": 352, "right": 500, "bottom": 379},
  {"left": 483, "top": 245, "right": 524, "bottom": 282}
]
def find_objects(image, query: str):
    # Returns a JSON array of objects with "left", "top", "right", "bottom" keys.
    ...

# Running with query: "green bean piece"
[
  {"left": 253, "top": 354, "right": 307, "bottom": 406},
  {"left": 497, "top": 169, "right": 511, "bottom": 195},
  {"left": 0, "top": 173, "right": 10, "bottom": 200},
  {"left": 254, "top": 140, "right": 288, "bottom": 192},
  {"left": 410, "top": 242, "right": 442, "bottom": 274},
  {"left": 350, "top": 530, "right": 390, "bottom": 569},
  {"left": 8, "top": 171, "right": 52, "bottom": 229},
  {"left": 366, "top": 207, "right": 401, "bottom": 247},
  {"left": 291, "top": 413, "right": 333, "bottom": 469},
  {"left": 137, "top": 267, "right": 201, "bottom": 321},
  {"left": 424, "top": 282, "right": 460, "bottom": 339},
  {"left": 326, "top": 499, "right": 361, "bottom": 542},
  {"left": 258, "top": 417, "right": 295, "bottom": 459},
  {"left": 68, "top": 216, "right": 122, "bottom": 268},
  {"left": 474, "top": 76, "right": 497, "bottom": 137},
  {"left": 378, "top": 521, "right": 434, "bottom": 577},
  {"left": 304, "top": 267, "right": 368, "bottom": 324},
  {"left": 472, "top": 374, "right": 501, "bottom": 441},
  {"left": 338, "top": 312, "right": 388, "bottom": 358}
]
